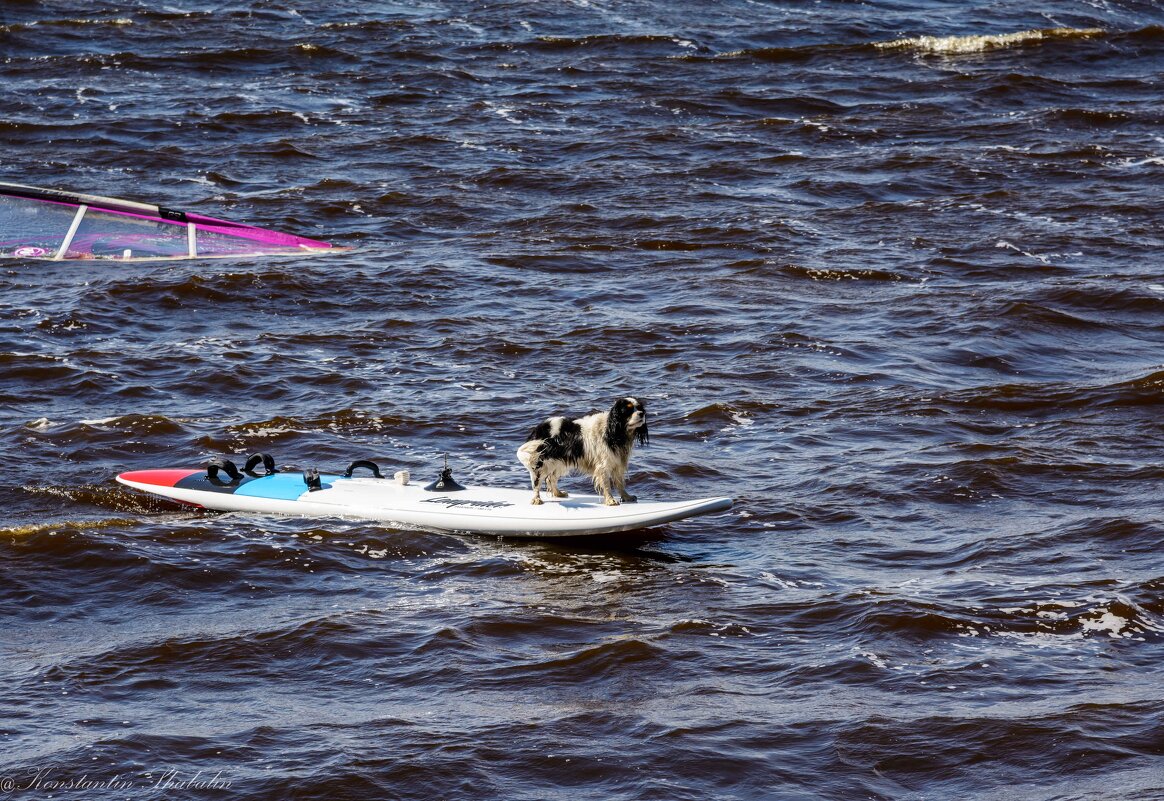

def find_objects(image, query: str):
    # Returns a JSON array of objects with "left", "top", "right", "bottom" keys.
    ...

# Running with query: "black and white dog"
[{"left": 517, "top": 397, "right": 649, "bottom": 506}]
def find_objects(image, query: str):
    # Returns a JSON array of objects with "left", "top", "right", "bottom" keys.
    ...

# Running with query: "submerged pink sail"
[{"left": 0, "top": 182, "right": 344, "bottom": 261}]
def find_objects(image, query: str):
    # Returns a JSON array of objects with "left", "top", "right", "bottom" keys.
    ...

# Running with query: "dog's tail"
[{"left": 516, "top": 440, "right": 541, "bottom": 470}]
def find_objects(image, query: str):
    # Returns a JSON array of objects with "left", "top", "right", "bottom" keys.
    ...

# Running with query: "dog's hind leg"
[{"left": 547, "top": 473, "right": 569, "bottom": 498}]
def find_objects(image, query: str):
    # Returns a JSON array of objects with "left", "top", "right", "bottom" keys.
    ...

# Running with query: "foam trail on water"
[{"left": 876, "top": 27, "right": 1105, "bottom": 54}]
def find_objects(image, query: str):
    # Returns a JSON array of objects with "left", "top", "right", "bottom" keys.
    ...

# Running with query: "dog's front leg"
[
  {"left": 595, "top": 474, "right": 619, "bottom": 506},
  {"left": 615, "top": 475, "right": 637, "bottom": 503}
]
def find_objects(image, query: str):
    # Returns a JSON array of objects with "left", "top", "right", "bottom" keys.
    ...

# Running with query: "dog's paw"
[
  {"left": 552, "top": 489, "right": 569, "bottom": 498},
  {"left": 603, "top": 497, "right": 620, "bottom": 506},
  {"left": 531, "top": 496, "right": 544, "bottom": 506},
  {"left": 621, "top": 494, "right": 638, "bottom": 503}
]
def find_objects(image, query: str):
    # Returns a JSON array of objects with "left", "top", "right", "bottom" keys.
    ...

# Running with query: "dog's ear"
[
  {"left": 635, "top": 419, "right": 649, "bottom": 447},
  {"left": 610, "top": 397, "right": 634, "bottom": 419},
  {"left": 604, "top": 400, "right": 630, "bottom": 449},
  {"left": 524, "top": 419, "right": 553, "bottom": 442}
]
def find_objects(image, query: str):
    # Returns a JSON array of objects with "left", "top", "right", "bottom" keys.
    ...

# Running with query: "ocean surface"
[{"left": 3, "top": 1, "right": 1164, "bottom": 798}]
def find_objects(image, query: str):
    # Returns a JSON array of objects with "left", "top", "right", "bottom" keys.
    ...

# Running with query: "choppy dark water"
[{"left": 3, "top": 1, "right": 1164, "bottom": 799}]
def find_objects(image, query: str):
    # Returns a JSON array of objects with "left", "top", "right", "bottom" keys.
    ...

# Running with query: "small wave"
[
  {"left": 532, "top": 33, "right": 702, "bottom": 52},
  {"left": 1045, "top": 108, "right": 1135, "bottom": 127},
  {"left": 498, "top": 638, "right": 666, "bottom": 683},
  {"left": 0, "top": 18, "right": 133, "bottom": 33},
  {"left": 779, "top": 263, "right": 909, "bottom": 282},
  {"left": 319, "top": 19, "right": 413, "bottom": 32},
  {"left": 938, "top": 367, "right": 1164, "bottom": 415},
  {"left": 708, "top": 42, "right": 860, "bottom": 64},
  {"left": 777, "top": 590, "right": 1163, "bottom": 644},
  {"left": 0, "top": 353, "right": 113, "bottom": 404},
  {"left": 975, "top": 596, "right": 1163, "bottom": 642},
  {"left": 43, "top": 413, "right": 187, "bottom": 437},
  {"left": 22, "top": 479, "right": 178, "bottom": 514},
  {"left": 175, "top": 46, "right": 346, "bottom": 69},
  {"left": 706, "top": 92, "right": 846, "bottom": 118},
  {"left": 1036, "top": 283, "right": 1164, "bottom": 314},
  {"left": 0, "top": 517, "right": 140, "bottom": 538},
  {"left": 1121, "top": 24, "right": 1164, "bottom": 43},
  {"left": 833, "top": 701, "right": 1163, "bottom": 792},
  {"left": 18, "top": 415, "right": 195, "bottom": 466},
  {"left": 0, "top": 351, "right": 79, "bottom": 379},
  {"left": 98, "top": 269, "right": 346, "bottom": 310},
  {"left": 203, "top": 110, "right": 319, "bottom": 130},
  {"left": 42, "top": 616, "right": 380, "bottom": 683},
  {"left": 685, "top": 401, "right": 771, "bottom": 426},
  {"left": 669, "top": 619, "right": 753, "bottom": 638},
  {"left": 221, "top": 409, "right": 406, "bottom": 439},
  {"left": 712, "top": 27, "right": 1106, "bottom": 63},
  {"left": 876, "top": 27, "right": 1105, "bottom": 55},
  {"left": 997, "top": 300, "right": 1109, "bottom": 331}
]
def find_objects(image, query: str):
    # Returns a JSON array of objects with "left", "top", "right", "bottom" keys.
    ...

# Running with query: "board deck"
[{"left": 116, "top": 468, "right": 733, "bottom": 537}]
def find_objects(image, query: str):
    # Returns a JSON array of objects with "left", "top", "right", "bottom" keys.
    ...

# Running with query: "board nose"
[{"left": 117, "top": 468, "right": 200, "bottom": 487}]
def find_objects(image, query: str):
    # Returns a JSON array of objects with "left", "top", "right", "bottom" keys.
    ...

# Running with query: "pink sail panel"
[
  {"left": 185, "top": 212, "right": 334, "bottom": 256},
  {"left": 0, "top": 182, "right": 344, "bottom": 261}
]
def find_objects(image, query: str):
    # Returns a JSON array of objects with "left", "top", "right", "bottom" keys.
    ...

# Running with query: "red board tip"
[{"left": 117, "top": 469, "right": 200, "bottom": 487}]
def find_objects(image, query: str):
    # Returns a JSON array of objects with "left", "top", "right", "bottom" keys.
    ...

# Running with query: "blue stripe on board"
[{"left": 234, "top": 473, "right": 339, "bottom": 501}]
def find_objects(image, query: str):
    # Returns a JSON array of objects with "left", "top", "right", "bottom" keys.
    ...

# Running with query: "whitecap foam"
[
  {"left": 1078, "top": 608, "right": 1131, "bottom": 638},
  {"left": 876, "top": 27, "right": 1104, "bottom": 55}
]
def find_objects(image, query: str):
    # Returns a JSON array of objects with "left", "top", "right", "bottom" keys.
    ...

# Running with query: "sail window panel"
[
  {"left": 64, "top": 207, "right": 190, "bottom": 259},
  {"left": 0, "top": 194, "right": 79, "bottom": 257},
  {"left": 193, "top": 224, "right": 310, "bottom": 256}
]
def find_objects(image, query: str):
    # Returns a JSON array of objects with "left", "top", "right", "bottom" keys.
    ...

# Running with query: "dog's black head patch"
[{"left": 606, "top": 397, "right": 649, "bottom": 449}]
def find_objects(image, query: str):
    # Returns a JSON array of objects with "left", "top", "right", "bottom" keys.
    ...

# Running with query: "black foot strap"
[
  {"left": 344, "top": 460, "right": 383, "bottom": 479},
  {"left": 244, "top": 453, "right": 277, "bottom": 475},
  {"left": 207, "top": 457, "right": 242, "bottom": 483}
]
